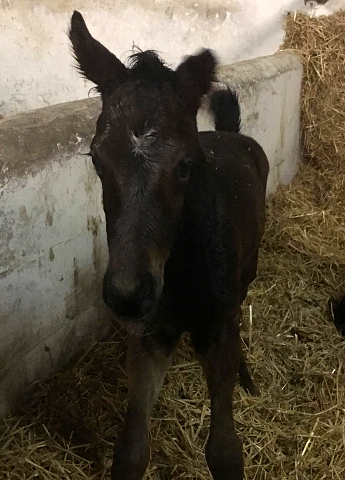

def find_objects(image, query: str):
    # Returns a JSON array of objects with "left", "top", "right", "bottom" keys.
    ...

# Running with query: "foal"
[{"left": 69, "top": 11, "right": 269, "bottom": 480}]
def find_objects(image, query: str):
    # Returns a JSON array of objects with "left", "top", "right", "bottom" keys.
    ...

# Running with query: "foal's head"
[{"left": 69, "top": 11, "right": 216, "bottom": 320}]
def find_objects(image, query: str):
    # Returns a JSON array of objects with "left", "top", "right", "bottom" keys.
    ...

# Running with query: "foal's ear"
[
  {"left": 69, "top": 11, "right": 128, "bottom": 95},
  {"left": 175, "top": 49, "right": 217, "bottom": 114}
]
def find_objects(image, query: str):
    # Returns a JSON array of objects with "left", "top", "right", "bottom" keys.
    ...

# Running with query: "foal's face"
[
  {"left": 69, "top": 11, "right": 216, "bottom": 320},
  {"left": 92, "top": 84, "right": 198, "bottom": 319}
]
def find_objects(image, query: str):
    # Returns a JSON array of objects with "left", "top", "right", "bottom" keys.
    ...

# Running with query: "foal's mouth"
[
  {"left": 107, "top": 302, "right": 160, "bottom": 337},
  {"left": 115, "top": 317, "right": 146, "bottom": 336}
]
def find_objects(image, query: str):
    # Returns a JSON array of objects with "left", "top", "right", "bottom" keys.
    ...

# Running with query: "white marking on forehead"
[{"left": 131, "top": 128, "right": 157, "bottom": 159}]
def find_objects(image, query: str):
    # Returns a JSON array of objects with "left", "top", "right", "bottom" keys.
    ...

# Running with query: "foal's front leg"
[
  {"left": 197, "top": 320, "right": 244, "bottom": 480},
  {"left": 111, "top": 334, "right": 177, "bottom": 480}
]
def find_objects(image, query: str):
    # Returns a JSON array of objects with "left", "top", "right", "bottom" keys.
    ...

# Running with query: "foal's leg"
[
  {"left": 196, "top": 320, "right": 244, "bottom": 480},
  {"left": 111, "top": 334, "right": 178, "bottom": 480},
  {"left": 238, "top": 348, "right": 260, "bottom": 397},
  {"left": 237, "top": 309, "right": 259, "bottom": 396}
]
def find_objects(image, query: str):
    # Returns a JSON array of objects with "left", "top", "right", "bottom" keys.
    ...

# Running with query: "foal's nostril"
[
  {"left": 135, "top": 275, "right": 157, "bottom": 314},
  {"left": 102, "top": 274, "right": 158, "bottom": 318}
]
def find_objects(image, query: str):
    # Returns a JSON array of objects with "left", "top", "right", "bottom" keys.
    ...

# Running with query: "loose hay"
[
  {"left": 283, "top": 10, "right": 345, "bottom": 168},
  {"left": 1, "top": 10, "right": 345, "bottom": 480}
]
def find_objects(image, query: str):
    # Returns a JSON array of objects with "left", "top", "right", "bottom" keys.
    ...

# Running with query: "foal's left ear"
[
  {"left": 69, "top": 11, "right": 128, "bottom": 95},
  {"left": 175, "top": 49, "right": 217, "bottom": 115}
]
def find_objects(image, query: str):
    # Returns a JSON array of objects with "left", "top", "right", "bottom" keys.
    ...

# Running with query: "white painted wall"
[
  {"left": 0, "top": 157, "right": 111, "bottom": 416},
  {"left": 1, "top": 0, "right": 343, "bottom": 117},
  {"left": 0, "top": 98, "right": 110, "bottom": 416}
]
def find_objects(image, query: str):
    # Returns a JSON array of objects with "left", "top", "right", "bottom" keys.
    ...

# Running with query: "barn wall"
[
  {"left": 0, "top": 98, "right": 111, "bottom": 417},
  {"left": 0, "top": 0, "right": 320, "bottom": 118},
  {"left": 0, "top": 52, "right": 302, "bottom": 416}
]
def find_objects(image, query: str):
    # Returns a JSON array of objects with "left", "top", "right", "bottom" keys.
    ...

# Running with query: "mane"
[{"left": 127, "top": 50, "right": 175, "bottom": 84}]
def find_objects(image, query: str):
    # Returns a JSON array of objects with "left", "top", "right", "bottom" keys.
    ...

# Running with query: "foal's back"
[{"left": 199, "top": 130, "right": 268, "bottom": 257}]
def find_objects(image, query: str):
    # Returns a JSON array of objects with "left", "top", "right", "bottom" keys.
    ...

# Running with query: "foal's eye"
[{"left": 177, "top": 159, "right": 193, "bottom": 182}]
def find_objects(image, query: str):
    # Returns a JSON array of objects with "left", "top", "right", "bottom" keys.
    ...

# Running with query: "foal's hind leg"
[
  {"left": 238, "top": 349, "right": 260, "bottom": 397},
  {"left": 194, "top": 318, "right": 244, "bottom": 480},
  {"left": 111, "top": 333, "right": 179, "bottom": 480}
]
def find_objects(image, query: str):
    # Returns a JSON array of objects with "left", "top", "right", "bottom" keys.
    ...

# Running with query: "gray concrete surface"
[{"left": 0, "top": 98, "right": 111, "bottom": 416}]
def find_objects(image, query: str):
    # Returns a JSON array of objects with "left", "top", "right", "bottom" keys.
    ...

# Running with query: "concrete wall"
[
  {"left": 0, "top": 0, "right": 320, "bottom": 118},
  {"left": 0, "top": 51, "right": 302, "bottom": 416},
  {"left": 0, "top": 98, "right": 109, "bottom": 416}
]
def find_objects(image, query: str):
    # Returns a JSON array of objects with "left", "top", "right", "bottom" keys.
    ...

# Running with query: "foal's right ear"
[
  {"left": 69, "top": 11, "right": 128, "bottom": 95},
  {"left": 175, "top": 49, "right": 217, "bottom": 116}
]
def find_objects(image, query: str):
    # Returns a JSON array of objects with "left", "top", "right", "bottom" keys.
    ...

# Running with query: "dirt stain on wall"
[
  {"left": 19, "top": 205, "right": 29, "bottom": 224},
  {"left": 87, "top": 214, "right": 103, "bottom": 274},
  {"left": 46, "top": 210, "right": 54, "bottom": 226},
  {"left": 65, "top": 244, "right": 103, "bottom": 320}
]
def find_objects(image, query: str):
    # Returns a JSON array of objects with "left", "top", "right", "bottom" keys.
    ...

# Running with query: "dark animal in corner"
[{"left": 69, "top": 11, "right": 269, "bottom": 480}]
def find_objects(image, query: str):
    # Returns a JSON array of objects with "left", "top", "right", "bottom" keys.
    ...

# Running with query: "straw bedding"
[{"left": 1, "top": 11, "right": 345, "bottom": 480}]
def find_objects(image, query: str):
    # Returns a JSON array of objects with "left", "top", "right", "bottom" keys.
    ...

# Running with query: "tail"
[{"left": 209, "top": 88, "right": 241, "bottom": 133}]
